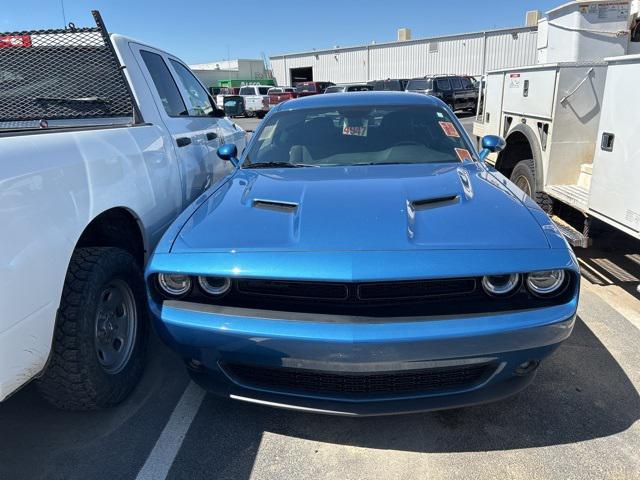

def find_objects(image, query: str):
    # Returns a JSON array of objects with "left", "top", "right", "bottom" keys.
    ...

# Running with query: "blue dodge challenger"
[{"left": 146, "top": 92, "right": 579, "bottom": 416}]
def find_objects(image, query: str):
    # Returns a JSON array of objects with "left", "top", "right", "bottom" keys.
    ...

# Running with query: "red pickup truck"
[{"left": 268, "top": 86, "right": 298, "bottom": 108}]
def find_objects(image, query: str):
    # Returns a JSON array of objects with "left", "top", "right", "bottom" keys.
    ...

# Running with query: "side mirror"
[
  {"left": 217, "top": 143, "right": 239, "bottom": 167},
  {"left": 211, "top": 108, "right": 226, "bottom": 118},
  {"left": 479, "top": 135, "right": 506, "bottom": 162}
]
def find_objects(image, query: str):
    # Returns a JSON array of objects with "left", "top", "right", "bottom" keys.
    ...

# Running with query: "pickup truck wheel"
[
  {"left": 37, "top": 247, "right": 148, "bottom": 410},
  {"left": 510, "top": 159, "right": 554, "bottom": 214}
]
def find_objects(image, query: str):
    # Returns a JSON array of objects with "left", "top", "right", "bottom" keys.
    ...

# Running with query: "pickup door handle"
[
  {"left": 176, "top": 137, "right": 191, "bottom": 147},
  {"left": 601, "top": 132, "right": 615, "bottom": 152},
  {"left": 206, "top": 132, "right": 218, "bottom": 141}
]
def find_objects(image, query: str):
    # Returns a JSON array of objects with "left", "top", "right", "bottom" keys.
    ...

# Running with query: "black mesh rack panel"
[{"left": 0, "top": 11, "right": 136, "bottom": 125}]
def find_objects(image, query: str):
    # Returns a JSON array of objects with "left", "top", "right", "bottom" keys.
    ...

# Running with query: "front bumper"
[{"left": 151, "top": 299, "right": 577, "bottom": 416}]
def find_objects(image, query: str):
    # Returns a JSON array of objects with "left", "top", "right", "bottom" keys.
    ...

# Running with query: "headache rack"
[{"left": 0, "top": 11, "right": 141, "bottom": 130}]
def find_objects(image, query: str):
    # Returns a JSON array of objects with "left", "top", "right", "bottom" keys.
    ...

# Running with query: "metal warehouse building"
[{"left": 270, "top": 26, "right": 538, "bottom": 86}]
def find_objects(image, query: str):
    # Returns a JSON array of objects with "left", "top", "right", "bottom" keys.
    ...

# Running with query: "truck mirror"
[
  {"left": 479, "top": 135, "right": 506, "bottom": 162},
  {"left": 211, "top": 108, "right": 226, "bottom": 118},
  {"left": 217, "top": 143, "right": 239, "bottom": 167}
]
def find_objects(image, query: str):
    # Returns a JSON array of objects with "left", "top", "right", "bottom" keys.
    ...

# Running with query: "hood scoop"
[
  {"left": 252, "top": 198, "right": 299, "bottom": 213},
  {"left": 409, "top": 195, "right": 460, "bottom": 211}
]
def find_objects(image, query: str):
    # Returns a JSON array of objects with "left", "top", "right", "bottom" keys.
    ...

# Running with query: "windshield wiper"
[
  {"left": 243, "top": 162, "right": 315, "bottom": 169},
  {"left": 33, "top": 96, "right": 110, "bottom": 104}
]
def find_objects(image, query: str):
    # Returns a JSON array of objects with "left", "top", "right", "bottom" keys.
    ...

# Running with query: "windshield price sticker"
[
  {"left": 455, "top": 148, "right": 472, "bottom": 162},
  {"left": 439, "top": 121, "right": 460, "bottom": 138},
  {"left": 343, "top": 118, "right": 369, "bottom": 137}
]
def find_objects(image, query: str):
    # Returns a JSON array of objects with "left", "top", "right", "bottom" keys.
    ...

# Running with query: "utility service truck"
[
  {"left": 474, "top": 0, "right": 640, "bottom": 246},
  {"left": 0, "top": 12, "right": 247, "bottom": 409}
]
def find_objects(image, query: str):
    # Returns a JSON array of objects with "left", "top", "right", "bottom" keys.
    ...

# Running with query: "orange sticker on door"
[
  {"left": 439, "top": 121, "right": 460, "bottom": 138},
  {"left": 455, "top": 148, "right": 472, "bottom": 161}
]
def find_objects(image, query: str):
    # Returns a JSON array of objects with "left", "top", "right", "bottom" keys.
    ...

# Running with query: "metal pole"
[
  {"left": 60, "top": 0, "right": 67, "bottom": 28},
  {"left": 92, "top": 10, "right": 144, "bottom": 124}
]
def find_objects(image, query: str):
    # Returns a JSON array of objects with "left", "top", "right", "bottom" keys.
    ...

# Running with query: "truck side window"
[
  {"left": 169, "top": 59, "right": 214, "bottom": 117},
  {"left": 436, "top": 79, "right": 452, "bottom": 91},
  {"left": 140, "top": 50, "right": 188, "bottom": 117}
]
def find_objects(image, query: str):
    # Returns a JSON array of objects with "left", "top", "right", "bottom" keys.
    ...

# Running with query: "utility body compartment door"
[
  {"left": 589, "top": 57, "right": 640, "bottom": 235},
  {"left": 502, "top": 69, "right": 557, "bottom": 120}
]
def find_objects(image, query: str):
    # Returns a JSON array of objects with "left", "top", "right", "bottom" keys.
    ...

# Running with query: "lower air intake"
[{"left": 222, "top": 362, "right": 493, "bottom": 397}]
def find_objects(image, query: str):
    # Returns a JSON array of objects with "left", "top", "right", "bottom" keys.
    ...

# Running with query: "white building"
[
  {"left": 270, "top": 26, "right": 539, "bottom": 86},
  {"left": 190, "top": 59, "right": 271, "bottom": 88}
]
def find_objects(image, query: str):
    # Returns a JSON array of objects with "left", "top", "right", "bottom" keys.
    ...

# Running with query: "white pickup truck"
[
  {"left": 0, "top": 12, "right": 246, "bottom": 409},
  {"left": 238, "top": 85, "right": 271, "bottom": 118}
]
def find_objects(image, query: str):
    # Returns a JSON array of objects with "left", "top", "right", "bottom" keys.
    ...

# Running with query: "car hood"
[{"left": 172, "top": 163, "right": 549, "bottom": 253}]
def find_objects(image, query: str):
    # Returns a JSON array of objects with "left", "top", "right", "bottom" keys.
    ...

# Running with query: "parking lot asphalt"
[{"left": 1, "top": 112, "right": 638, "bottom": 480}]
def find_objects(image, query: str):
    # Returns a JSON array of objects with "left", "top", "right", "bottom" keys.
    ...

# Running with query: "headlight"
[
  {"left": 526, "top": 270, "right": 566, "bottom": 296},
  {"left": 482, "top": 274, "right": 521, "bottom": 297},
  {"left": 157, "top": 273, "right": 191, "bottom": 297},
  {"left": 198, "top": 276, "right": 231, "bottom": 296}
]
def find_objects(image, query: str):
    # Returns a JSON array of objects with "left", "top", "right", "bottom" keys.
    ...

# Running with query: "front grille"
[
  {"left": 177, "top": 274, "right": 577, "bottom": 319},
  {"left": 237, "top": 279, "right": 348, "bottom": 300},
  {"left": 223, "top": 362, "right": 493, "bottom": 397},
  {"left": 235, "top": 278, "right": 476, "bottom": 302},
  {"left": 357, "top": 279, "right": 476, "bottom": 300}
]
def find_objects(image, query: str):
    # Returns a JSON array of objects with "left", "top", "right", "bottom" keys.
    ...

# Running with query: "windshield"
[
  {"left": 244, "top": 105, "right": 476, "bottom": 168},
  {"left": 296, "top": 84, "right": 317, "bottom": 93},
  {"left": 324, "top": 86, "right": 343, "bottom": 94}
]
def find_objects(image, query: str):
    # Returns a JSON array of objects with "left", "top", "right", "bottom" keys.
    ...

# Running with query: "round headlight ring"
[
  {"left": 157, "top": 273, "right": 192, "bottom": 297},
  {"left": 198, "top": 276, "right": 231, "bottom": 296},
  {"left": 482, "top": 273, "right": 521, "bottom": 297},
  {"left": 527, "top": 270, "right": 566, "bottom": 297}
]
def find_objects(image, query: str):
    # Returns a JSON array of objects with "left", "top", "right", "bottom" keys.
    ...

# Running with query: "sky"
[{"left": 3, "top": 0, "right": 562, "bottom": 64}]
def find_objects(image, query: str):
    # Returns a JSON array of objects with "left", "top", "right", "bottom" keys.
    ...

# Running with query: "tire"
[
  {"left": 510, "top": 159, "right": 554, "bottom": 214},
  {"left": 37, "top": 247, "right": 148, "bottom": 410}
]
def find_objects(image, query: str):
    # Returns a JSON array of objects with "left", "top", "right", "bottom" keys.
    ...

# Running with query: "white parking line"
[{"left": 135, "top": 381, "right": 206, "bottom": 480}]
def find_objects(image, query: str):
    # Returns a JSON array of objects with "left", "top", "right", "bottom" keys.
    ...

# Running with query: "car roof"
[{"left": 277, "top": 91, "right": 440, "bottom": 111}]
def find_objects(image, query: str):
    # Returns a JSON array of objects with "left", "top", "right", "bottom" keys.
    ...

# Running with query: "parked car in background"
[
  {"left": 147, "top": 92, "right": 579, "bottom": 416},
  {"left": 268, "top": 86, "right": 298, "bottom": 108},
  {"left": 216, "top": 86, "right": 240, "bottom": 110},
  {"left": 324, "top": 83, "right": 373, "bottom": 93},
  {"left": 0, "top": 12, "right": 247, "bottom": 410},
  {"left": 406, "top": 75, "right": 478, "bottom": 112},
  {"left": 295, "top": 81, "right": 335, "bottom": 97},
  {"left": 238, "top": 85, "right": 271, "bottom": 118},
  {"left": 368, "top": 78, "right": 409, "bottom": 91}
]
